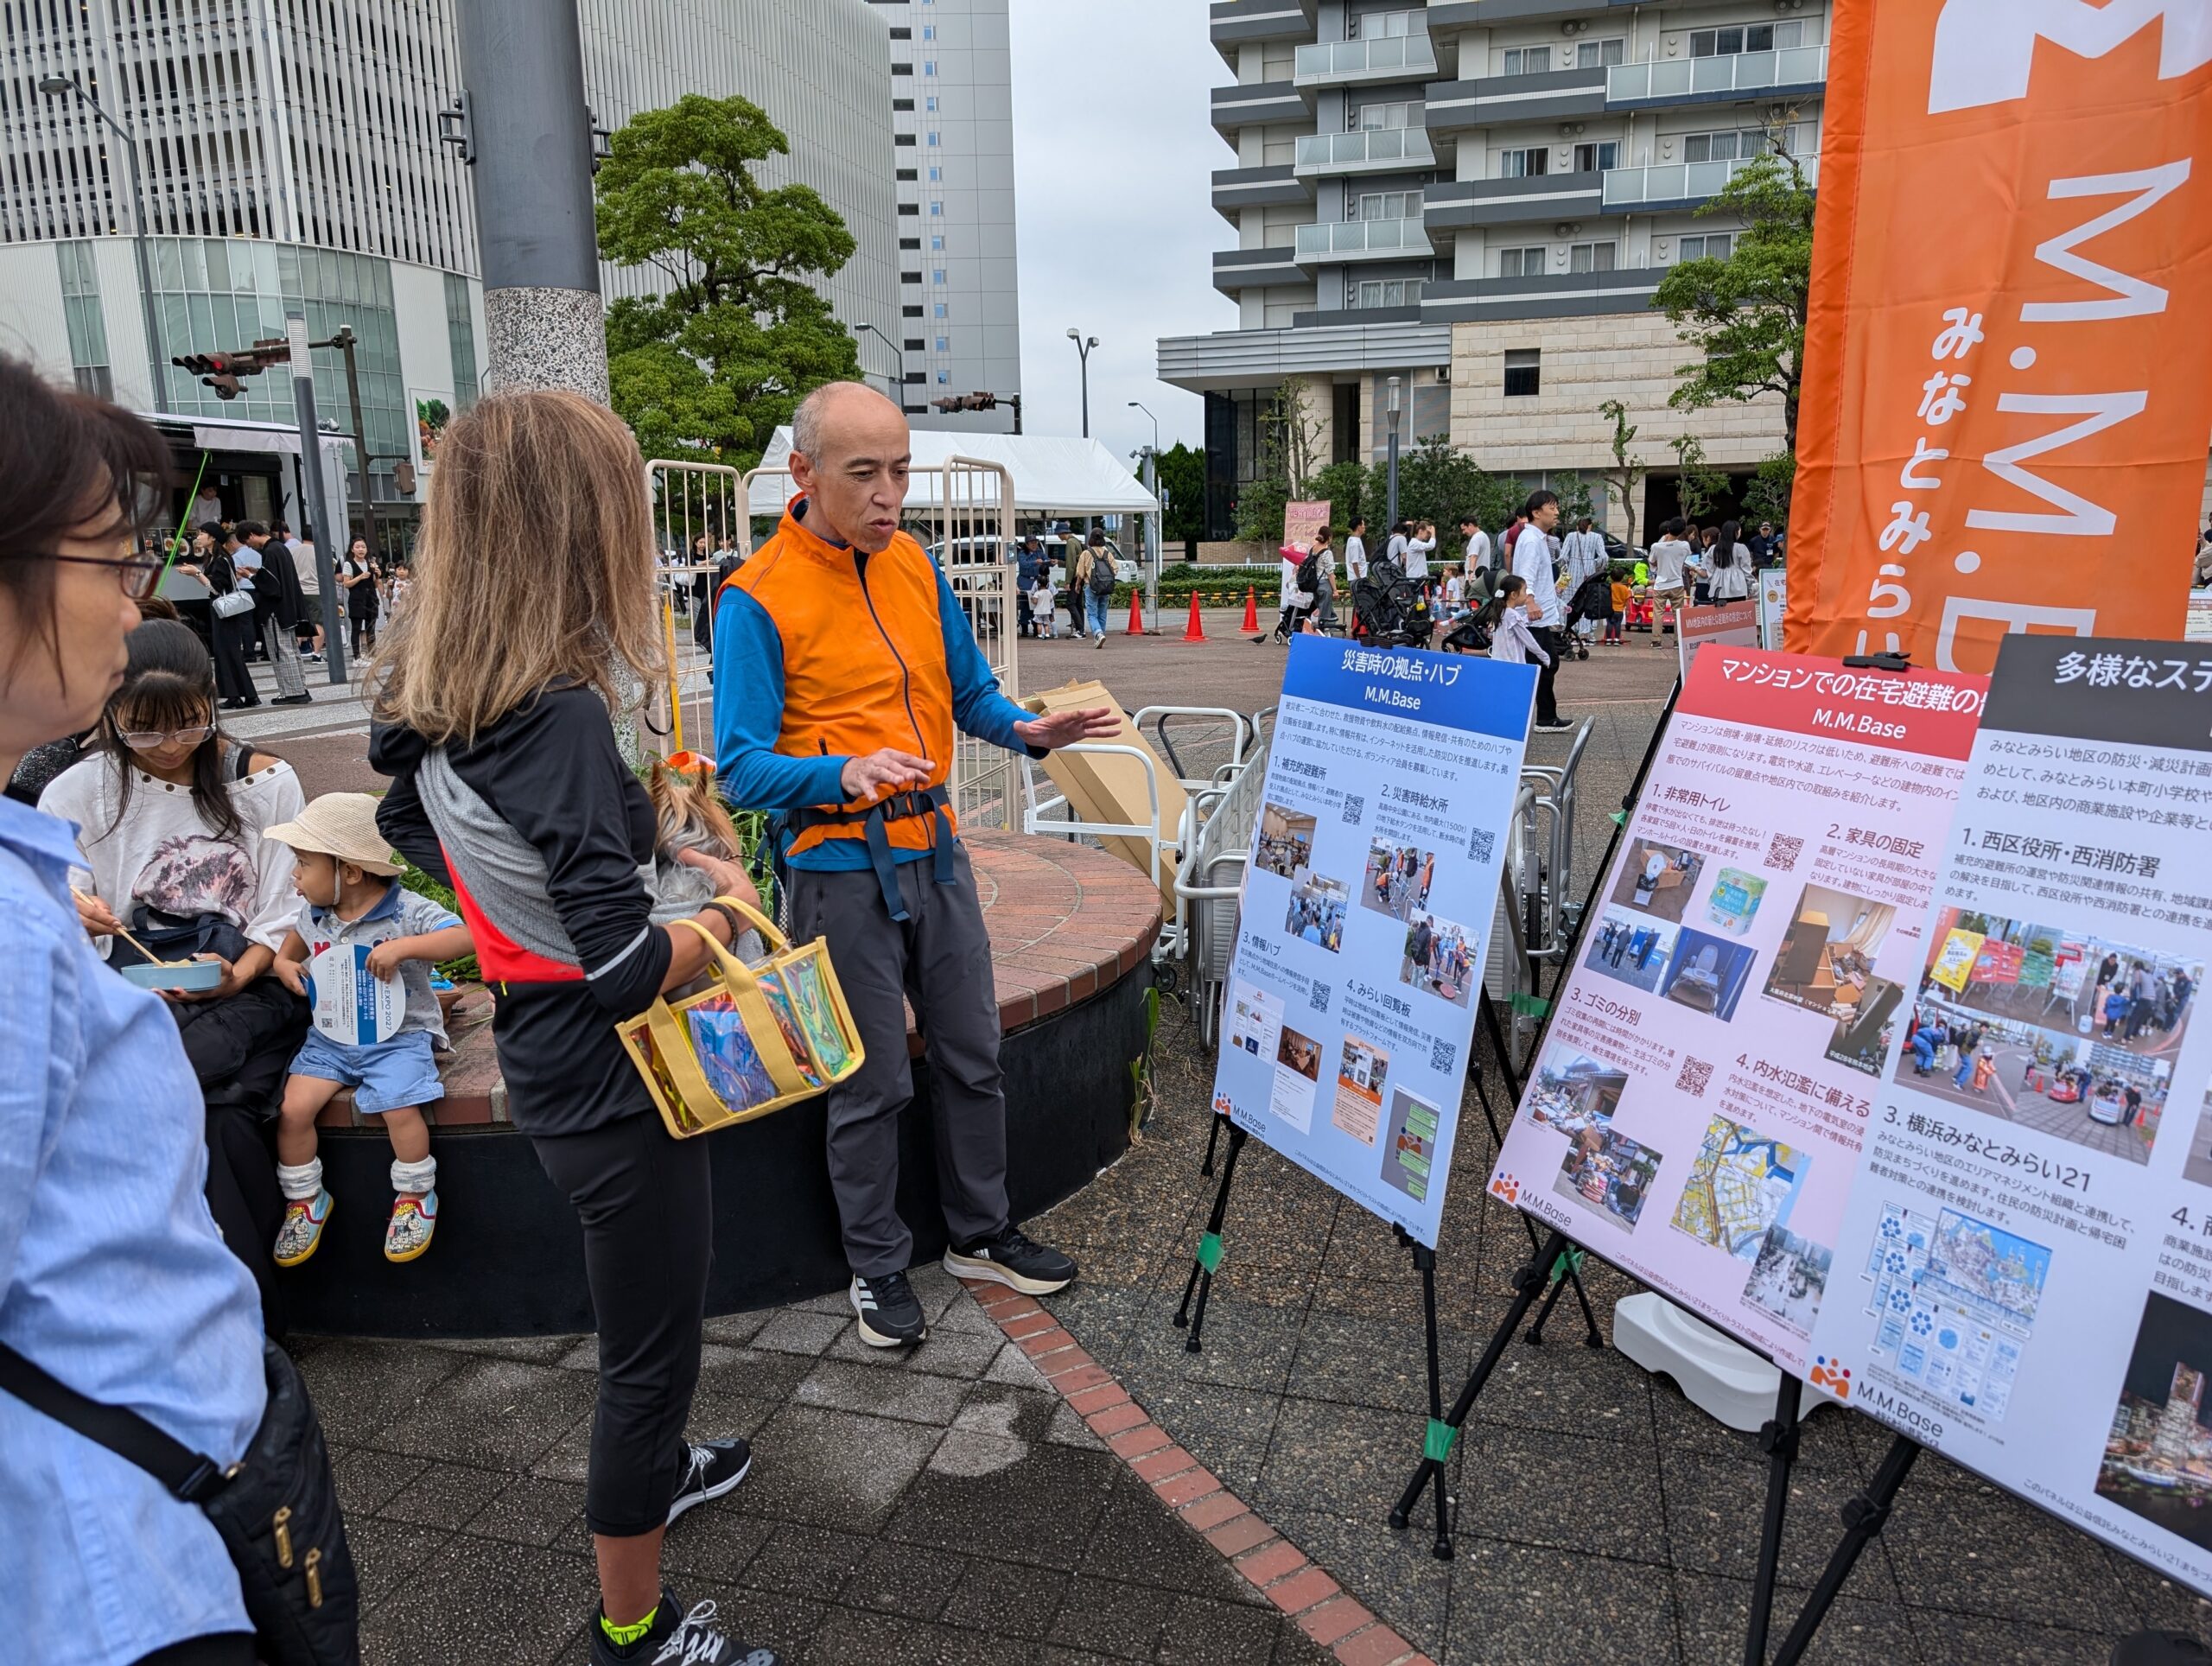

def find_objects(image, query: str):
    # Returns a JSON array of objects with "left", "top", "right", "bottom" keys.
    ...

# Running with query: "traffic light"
[
  {"left": 930, "top": 391, "right": 998, "bottom": 414},
  {"left": 172, "top": 340, "right": 291, "bottom": 400}
]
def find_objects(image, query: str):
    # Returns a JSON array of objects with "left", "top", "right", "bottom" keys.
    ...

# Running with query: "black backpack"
[
  {"left": 1295, "top": 550, "right": 1324, "bottom": 596},
  {"left": 1085, "top": 552, "right": 1116, "bottom": 597}
]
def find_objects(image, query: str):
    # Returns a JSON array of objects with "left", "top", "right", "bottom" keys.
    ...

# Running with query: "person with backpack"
[
  {"left": 1268, "top": 537, "right": 1313, "bottom": 643},
  {"left": 1076, "top": 528, "right": 1115, "bottom": 647},
  {"left": 1301, "top": 525, "right": 1338, "bottom": 633}
]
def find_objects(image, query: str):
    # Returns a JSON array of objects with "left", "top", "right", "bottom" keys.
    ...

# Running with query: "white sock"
[
  {"left": 277, "top": 1158, "right": 324, "bottom": 1202},
  {"left": 391, "top": 1154, "right": 437, "bottom": 1196}
]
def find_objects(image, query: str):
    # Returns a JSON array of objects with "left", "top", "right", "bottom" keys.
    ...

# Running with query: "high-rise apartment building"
[
  {"left": 865, "top": 0, "right": 1021, "bottom": 431},
  {"left": 1163, "top": 0, "right": 1821, "bottom": 541},
  {"left": 0, "top": 0, "right": 897, "bottom": 531}
]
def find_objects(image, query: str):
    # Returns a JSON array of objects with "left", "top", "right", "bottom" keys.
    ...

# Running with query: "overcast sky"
[{"left": 1007, "top": 0, "right": 1233, "bottom": 467}]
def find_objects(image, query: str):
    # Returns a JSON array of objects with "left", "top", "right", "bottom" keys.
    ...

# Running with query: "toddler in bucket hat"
[{"left": 262, "top": 792, "right": 474, "bottom": 1265}]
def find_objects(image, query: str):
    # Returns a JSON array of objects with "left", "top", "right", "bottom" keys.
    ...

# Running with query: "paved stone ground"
[{"left": 302, "top": 1264, "right": 1338, "bottom": 1666}]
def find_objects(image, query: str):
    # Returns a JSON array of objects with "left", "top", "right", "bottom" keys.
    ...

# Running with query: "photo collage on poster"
[
  {"left": 1802, "top": 637, "right": 2212, "bottom": 1597},
  {"left": 1211, "top": 639, "right": 1536, "bottom": 1248},
  {"left": 1491, "top": 647, "right": 1988, "bottom": 1370}
]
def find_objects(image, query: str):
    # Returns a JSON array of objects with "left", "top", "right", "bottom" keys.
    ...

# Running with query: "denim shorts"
[{"left": 292, "top": 1027, "right": 444, "bottom": 1116}]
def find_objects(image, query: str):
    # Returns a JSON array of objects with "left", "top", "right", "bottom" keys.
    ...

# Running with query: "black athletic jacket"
[{"left": 372, "top": 684, "right": 672, "bottom": 1135}]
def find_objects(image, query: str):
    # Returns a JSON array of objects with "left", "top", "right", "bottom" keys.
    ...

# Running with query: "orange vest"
[{"left": 725, "top": 499, "right": 956, "bottom": 862}]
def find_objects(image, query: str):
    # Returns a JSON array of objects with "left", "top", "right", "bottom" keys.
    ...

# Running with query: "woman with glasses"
[
  {"left": 0, "top": 355, "right": 346, "bottom": 1664},
  {"left": 39, "top": 619, "right": 310, "bottom": 1312}
]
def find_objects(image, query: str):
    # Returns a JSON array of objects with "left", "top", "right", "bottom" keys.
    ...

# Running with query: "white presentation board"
[
  {"left": 1211, "top": 636, "right": 1534, "bottom": 1247},
  {"left": 1807, "top": 635, "right": 2212, "bottom": 1593},
  {"left": 1490, "top": 645, "right": 1987, "bottom": 1372}
]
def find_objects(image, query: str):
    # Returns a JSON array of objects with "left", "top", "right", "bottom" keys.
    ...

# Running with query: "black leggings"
[
  {"left": 349, "top": 613, "right": 377, "bottom": 657},
  {"left": 132, "top": 1635, "right": 257, "bottom": 1666},
  {"left": 530, "top": 1110, "right": 713, "bottom": 1537}
]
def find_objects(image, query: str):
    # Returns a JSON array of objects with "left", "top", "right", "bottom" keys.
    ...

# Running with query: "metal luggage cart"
[{"left": 1172, "top": 724, "right": 1275, "bottom": 1047}]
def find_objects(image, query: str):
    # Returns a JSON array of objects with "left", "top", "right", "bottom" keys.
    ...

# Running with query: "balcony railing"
[
  {"left": 1293, "top": 33, "right": 1438, "bottom": 86},
  {"left": 1293, "top": 126, "right": 1436, "bottom": 175},
  {"left": 1601, "top": 151, "right": 1817, "bottom": 207},
  {"left": 1294, "top": 217, "right": 1433, "bottom": 261},
  {"left": 1606, "top": 44, "right": 1827, "bottom": 104}
]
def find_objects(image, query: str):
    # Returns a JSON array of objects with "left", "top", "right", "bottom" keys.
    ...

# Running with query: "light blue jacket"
[{"left": 0, "top": 794, "right": 265, "bottom": 1662}]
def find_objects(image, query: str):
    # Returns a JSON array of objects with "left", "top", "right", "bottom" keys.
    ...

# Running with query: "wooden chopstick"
[{"left": 71, "top": 887, "right": 176, "bottom": 966}]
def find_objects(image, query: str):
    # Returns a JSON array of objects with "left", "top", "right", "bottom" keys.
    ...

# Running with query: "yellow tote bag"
[{"left": 616, "top": 895, "right": 867, "bottom": 1139}]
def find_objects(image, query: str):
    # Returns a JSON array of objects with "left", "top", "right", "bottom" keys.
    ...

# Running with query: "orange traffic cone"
[
  {"left": 1242, "top": 587, "right": 1259, "bottom": 633},
  {"left": 1128, "top": 586, "right": 1145, "bottom": 636},
  {"left": 1184, "top": 592, "right": 1207, "bottom": 642}
]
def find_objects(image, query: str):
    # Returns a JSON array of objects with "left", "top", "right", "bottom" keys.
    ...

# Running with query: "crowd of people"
[{"left": 3, "top": 361, "right": 1109, "bottom": 1666}]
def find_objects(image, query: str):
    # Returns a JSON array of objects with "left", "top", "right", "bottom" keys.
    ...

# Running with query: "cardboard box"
[{"left": 1020, "top": 678, "right": 1188, "bottom": 907}]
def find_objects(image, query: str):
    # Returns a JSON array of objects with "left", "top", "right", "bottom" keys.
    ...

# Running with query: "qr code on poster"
[
  {"left": 1675, "top": 1056, "right": 1713, "bottom": 1097},
  {"left": 1468, "top": 826, "right": 1496, "bottom": 864},
  {"left": 1430, "top": 1038, "right": 1458, "bottom": 1073},
  {"left": 1310, "top": 982, "right": 1332, "bottom": 1014},
  {"left": 1341, "top": 795, "right": 1365, "bottom": 827},
  {"left": 1765, "top": 834, "right": 1803, "bottom": 872}
]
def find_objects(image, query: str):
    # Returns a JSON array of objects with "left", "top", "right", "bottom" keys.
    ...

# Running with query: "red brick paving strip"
[{"left": 954, "top": 1272, "right": 1433, "bottom": 1666}]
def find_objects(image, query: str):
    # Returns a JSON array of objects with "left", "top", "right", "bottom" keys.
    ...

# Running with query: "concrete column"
[{"left": 454, "top": 0, "right": 607, "bottom": 402}]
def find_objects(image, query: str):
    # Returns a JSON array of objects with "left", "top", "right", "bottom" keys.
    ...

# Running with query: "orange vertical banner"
[{"left": 1787, "top": 1, "right": 2212, "bottom": 671}]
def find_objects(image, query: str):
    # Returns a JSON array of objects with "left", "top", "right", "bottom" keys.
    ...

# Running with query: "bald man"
[{"left": 713, "top": 381, "right": 1117, "bottom": 1347}]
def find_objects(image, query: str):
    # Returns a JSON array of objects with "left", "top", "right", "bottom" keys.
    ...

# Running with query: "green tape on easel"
[
  {"left": 1197, "top": 1232, "right": 1224, "bottom": 1273},
  {"left": 1511, "top": 993, "right": 1551, "bottom": 1020},
  {"left": 1424, "top": 1419, "right": 1458, "bottom": 1462},
  {"left": 1551, "top": 1247, "right": 1586, "bottom": 1281},
  {"left": 1610, "top": 810, "right": 1626, "bottom": 826}
]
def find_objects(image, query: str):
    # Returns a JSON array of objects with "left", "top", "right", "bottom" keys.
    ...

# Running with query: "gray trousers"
[
  {"left": 785, "top": 843, "right": 1011, "bottom": 1276},
  {"left": 258, "top": 608, "right": 308, "bottom": 697}
]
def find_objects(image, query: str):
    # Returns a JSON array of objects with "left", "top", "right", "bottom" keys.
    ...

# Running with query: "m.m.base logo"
[
  {"left": 1489, "top": 1172, "right": 1521, "bottom": 1205},
  {"left": 1808, "top": 1355, "right": 1853, "bottom": 1400}
]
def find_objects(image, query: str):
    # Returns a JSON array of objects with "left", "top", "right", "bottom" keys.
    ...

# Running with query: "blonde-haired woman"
[{"left": 370, "top": 391, "right": 781, "bottom": 1666}]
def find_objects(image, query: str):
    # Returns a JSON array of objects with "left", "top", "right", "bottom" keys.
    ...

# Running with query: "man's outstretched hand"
[
  {"left": 1012, "top": 705, "right": 1121, "bottom": 752},
  {"left": 842, "top": 747, "right": 933, "bottom": 802}
]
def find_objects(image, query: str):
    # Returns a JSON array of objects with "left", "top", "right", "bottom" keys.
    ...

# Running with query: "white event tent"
[{"left": 745, "top": 427, "right": 1160, "bottom": 520}]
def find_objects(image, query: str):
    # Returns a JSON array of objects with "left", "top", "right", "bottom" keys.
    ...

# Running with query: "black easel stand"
[
  {"left": 1173, "top": 1117, "right": 1249, "bottom": 1351},
  {"left": 1476, "top": 989, "right": 1603, "bottom": 1347},
  {"left": 1200, "top": 1110, "right": 1224, "bottom": 1177},
  {"left": 1393, "top": 1224, "right": 1455, "bottom": 1560},
  {"left": 1742, "top": 1374, "right": 1802, "bottom": 1666},
  {"left": 1758, "top": 1431, "right": 1922, "bottom": 1666},
  {"left": 1390, "top": 1226, "right": 1573, "bottom": 1558}
]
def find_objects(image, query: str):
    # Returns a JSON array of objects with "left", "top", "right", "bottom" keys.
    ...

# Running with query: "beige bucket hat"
[{"left": 264, "top": 792, "right": 404, "bottom": 876}]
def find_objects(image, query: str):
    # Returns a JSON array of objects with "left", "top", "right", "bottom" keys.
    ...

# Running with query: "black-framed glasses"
[
  {"left": 44, "top": 553, "right": 167, "bottom": 599},
  {"left": 118, "top": 723, "right": 215, "bottom": 750}
]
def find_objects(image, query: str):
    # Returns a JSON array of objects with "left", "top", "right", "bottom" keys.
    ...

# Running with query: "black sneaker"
[
  {"left": 272, "top": 692, "right": 314, "bottom": 705},
  {"left": 944, "top": 1224, "right": 1077, "bottom": 1295},
  {"left": 589, "top": 1587, "right": 781, "bottom": 1665},
  {"left": 850, "top": 1270, "right": 927, "bottom": 1347},
  {"left": 665, "top": 1436, "right": 751, "bottom": 1525}
]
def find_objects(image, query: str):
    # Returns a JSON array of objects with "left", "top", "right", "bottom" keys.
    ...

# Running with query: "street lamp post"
[
  {"left": 1385, "top": 375, "right": 1402, "bottom": 532},
  {"left": 1065, "top": 329, "right": 1098, "bottom": 437},
  {"left": 1128, "top": 400, "right": 1161, "bottom": 633},
  {"left": 40, "top": 73, "right": 165, "bottom": 411},
  {"left": 855, "top": 321, "right": 906, "bottom": 409}
]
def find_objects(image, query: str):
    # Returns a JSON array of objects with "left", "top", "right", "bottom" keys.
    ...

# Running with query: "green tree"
[
  {"left": 1669, "top": 436, "right": 1732, "bottom": 523},
  {"left": 1230, "top": 379, "right": 1325, "bottom": 543},
  {"left": 1393, "top": 438, "right": 1515, "bottom": 535},
  {"left": 1649, "top": 150, "right": 1816, "bottom": 450},
  {"left": 594, "top": 94, "right": 862, "bottom": 470},
  {"left": 1743, "top": 451, "right": 1796, "bottom": 532},
  {"left": 1597, "top": 399, "right": 1648, "bottom": 551},
  {"left": 1307, "top": 459, "right": 1374, "bottom": 531},
  {"left": 1151, "top": 442, "right": 1206, "bottom": 552}
]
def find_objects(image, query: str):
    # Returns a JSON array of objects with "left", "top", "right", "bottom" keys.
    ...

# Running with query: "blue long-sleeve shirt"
[
  {"left": 713, "top": 556, "right": 1039, "bottom": 871},
  {"left": 0, "top": 794, "right": 266, "bottom": 1663}
]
